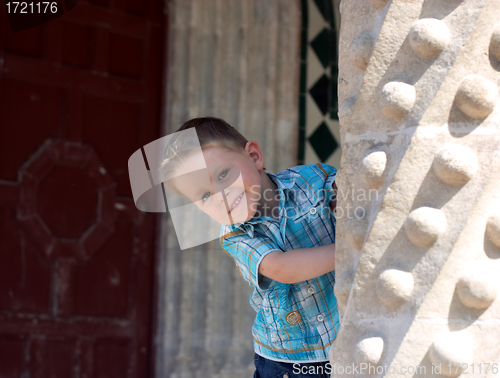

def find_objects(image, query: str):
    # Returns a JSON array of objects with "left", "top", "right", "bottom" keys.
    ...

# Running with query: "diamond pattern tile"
[
  {"left": 299, "top": 0, "right": 341, "bottom": 167},
  {"left": 309, "top": 74, "right": 330, "bottom": 115},
  {"left": 313, "top": 0, "right": 329, "bottom": 22},
  {"left": 330, "top": 69, "right": 338, "bottom": 119},
  {"left": 308, "top": 121, "right": 338, "bottom": 162},
  {"left": 310, "top": 28, "right": 330, "bottom": 69}
]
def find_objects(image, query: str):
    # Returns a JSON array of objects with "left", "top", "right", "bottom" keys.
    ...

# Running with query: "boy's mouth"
[{"left": 229, "top": 192, "right": 244, "bottom": 213}]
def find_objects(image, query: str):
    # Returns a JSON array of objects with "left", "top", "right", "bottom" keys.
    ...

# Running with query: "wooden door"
[{"left": 0, "top": 0, "right": 164, "bottom": 376}]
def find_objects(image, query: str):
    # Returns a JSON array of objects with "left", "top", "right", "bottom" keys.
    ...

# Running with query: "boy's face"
[{"left": 169, "top": 142, "right": 265, "bottom": 225}]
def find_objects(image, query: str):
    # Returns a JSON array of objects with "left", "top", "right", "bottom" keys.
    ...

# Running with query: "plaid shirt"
[{"left": 220, "top": 163, "right": 339, "bottom": 362}]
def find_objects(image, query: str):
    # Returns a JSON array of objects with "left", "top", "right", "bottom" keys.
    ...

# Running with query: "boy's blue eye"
[
  {"left": 202, "top": 192, "right": 211, "bottom": 201},
  {"left": 201, "top": 170, "right": 228, "bottom": 202},
  {"left": 219, "top": 170, "right": 228, "bottom": 180}
]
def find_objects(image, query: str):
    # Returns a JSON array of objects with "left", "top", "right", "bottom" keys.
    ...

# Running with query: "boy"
[{"left": 160, "top": 117, "right": 339, "bottom": 378}]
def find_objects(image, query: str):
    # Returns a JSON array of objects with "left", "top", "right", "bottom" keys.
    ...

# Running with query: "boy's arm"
[{"left": 258, "top": 243, "right": 335, "bottom": 284}]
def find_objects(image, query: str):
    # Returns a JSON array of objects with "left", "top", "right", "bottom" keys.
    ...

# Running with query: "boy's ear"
[{"left": 245, "top": 141, "right": 265, "bottom": 170}]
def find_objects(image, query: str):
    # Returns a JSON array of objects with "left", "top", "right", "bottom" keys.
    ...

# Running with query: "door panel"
[{"left": 0, "top": 1, "right": 164, "bottom": 376}]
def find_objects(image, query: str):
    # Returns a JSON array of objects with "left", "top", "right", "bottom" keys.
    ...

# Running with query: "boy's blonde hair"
[{"left": 159, "top": 117, "right": 248, "bottom": 195}]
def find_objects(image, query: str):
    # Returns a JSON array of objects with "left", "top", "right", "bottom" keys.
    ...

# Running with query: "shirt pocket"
[
  {"left": 255, "top": 284, "right": 307, "bottom": 351},
  {"left": 310, "top": 200, "right": 336, "bottom": 245},
  {"left": 293, "top": 196, "right": 333, "bottom": 227}
]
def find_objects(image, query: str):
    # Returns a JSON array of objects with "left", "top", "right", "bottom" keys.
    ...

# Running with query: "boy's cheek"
[
  {"left": 249, "top": 184, "right": 262, "bottom": 198},
  {"left": 249, "top": 201, "right": 259, "bottom": 213}
]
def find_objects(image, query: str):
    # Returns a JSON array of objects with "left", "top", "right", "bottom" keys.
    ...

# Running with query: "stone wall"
[{"left": 332, "top": 0, "right": 500, "bottom": 376}]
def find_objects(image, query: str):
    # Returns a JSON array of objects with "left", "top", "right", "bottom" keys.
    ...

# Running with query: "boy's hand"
[{"left": 259, "top": 243, "right": 335, "bottom": 284}]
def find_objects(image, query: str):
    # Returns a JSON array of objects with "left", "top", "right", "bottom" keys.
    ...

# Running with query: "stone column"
[
  {"left": 332, "top": 0, "right": 500, "bottom": 376},
  {"left": 156, "top": 1, "right": 301, "bottom": 377}
]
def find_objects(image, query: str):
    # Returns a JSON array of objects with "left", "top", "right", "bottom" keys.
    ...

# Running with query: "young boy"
[{"left": 160, "top": 117, "right": 339, "bottom": 378}]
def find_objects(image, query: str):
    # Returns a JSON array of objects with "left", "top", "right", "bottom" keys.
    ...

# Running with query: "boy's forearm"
[{"left": 259, "top": 244, "right": 335, "bottom": 284}]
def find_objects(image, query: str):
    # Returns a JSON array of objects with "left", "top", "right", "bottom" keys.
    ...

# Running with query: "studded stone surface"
[
  {"left": 345, "top": 214, "right": 369, "bottom": 251},
  {"left": 404, "top": 207, "right": 447, "bottom": 248},
  {"left": 376, "top": 269, "right": 414, "bottom": 308},
  {"left": 354, "top": 336, "right": 384, "bottom": 366},
  {"left": 379, "top": 82, "right": 416, "bottom": 120},
  {"left": 359, "top": 150, "right": 387, "bottom": 189},
  {"left": 455, "top": 74, "right": 498, "bottom": 119},
  {"left": 331, "top": 0, "right": 500, "bottom": 375},
  {"left": 429, "top": 332, "right": 473, "bottom": 377},
  {"left": 409, "top": 18, "right": 450, "bottom": 59},
  {"left": 491, "top": 23, "right": 500, "bottom": 61},
  {"left": 433, "top": 144, "right": 478, "bottom": 186},
  {"left": 486, "top": 214, "right": 500, "bottom": 248},
  {"left": 456, "top": 263, "right": 497, "bottom": 310},
  {"left": 349, "top": 32, "right": 374, "bottom": 71}
]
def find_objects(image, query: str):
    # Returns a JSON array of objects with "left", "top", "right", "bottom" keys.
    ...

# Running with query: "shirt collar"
[
  {"left": 229, "top": 167, "right": 327, "bottom": 238},
  {"left": 266, "top": 170, "right": 297, "bottom": 191},
  {"left": 269, "top": 169, "right": 324, "bottom": 220},
  {"left": 233, "top": 170, "right": 307, "bottom": 234}
]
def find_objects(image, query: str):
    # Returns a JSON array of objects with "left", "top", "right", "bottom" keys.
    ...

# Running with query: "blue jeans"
[{"left": 253, "top": 353, "right": 331, "bottom": 378}]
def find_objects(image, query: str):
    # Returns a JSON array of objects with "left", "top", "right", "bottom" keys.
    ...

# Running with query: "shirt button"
[
  {"left": 317, "top": 314, "right": 325, "bottom": 322},
  {"left": 283, "top": 374, "right": 289, "bottom": 378},
  {"left": 307, "top": 286, "right": 315, "bottom": 294},
  {"left": 309, "top": 207, "right": 317, "bottom": 215}
]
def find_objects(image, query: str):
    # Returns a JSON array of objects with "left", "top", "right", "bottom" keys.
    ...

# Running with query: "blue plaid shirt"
[{"left": 220, "top": 163, "right": 339, "bottom": 362}]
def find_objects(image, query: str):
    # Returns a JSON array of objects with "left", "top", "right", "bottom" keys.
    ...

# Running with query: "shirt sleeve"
[{"left": 220, "top": 229, "right": 282, "bottom": 290}]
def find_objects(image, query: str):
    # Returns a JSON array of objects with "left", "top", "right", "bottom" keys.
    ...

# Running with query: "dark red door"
[{"left": 0, "top": 1, "right": 164, "bottom": 377}]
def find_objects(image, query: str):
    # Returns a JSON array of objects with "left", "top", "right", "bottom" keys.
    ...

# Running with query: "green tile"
[
  {"left": 326, "top": 0, "right": 335, "bottom": 29},
  {"left": 330, "top": 29, "right": 338, "bottom": 63},
  {"left": 310, "top": 28, "right": 330, "bottom": 69},
  {"left": 298, "top": 125, "right": 306, "bottom": 164},
  {"left": 301, "top": 0, "right": 308, "bottom": 29},
  {"left": 330, "top": 66, "right": 338, "bottom": 119},
  {"left": 299, "top": 94, "right": 307, "bottom": 126},
  {"left": 309, "top": 74, "right": 330, "bottom": 115},
  {"left": 330, "top": 64, "right": 338, "bottom": 79},
  {"left": 300, "top": 62, "right": 307, "bottom": 93},
  {"left": 299, "top": 0, "right": 341, "bottom": 165},
  {"left": 314, "top": 0, "right": 336, "bottom": 29},
  {"left": 301, "top": 29, "right": 308, "bottom": 61},
  {"left": 313, "top": 0, "right": 328, "bottom": 23},
  {"left": 308, "top": 121, "right": 338, "bottom": 162}
]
